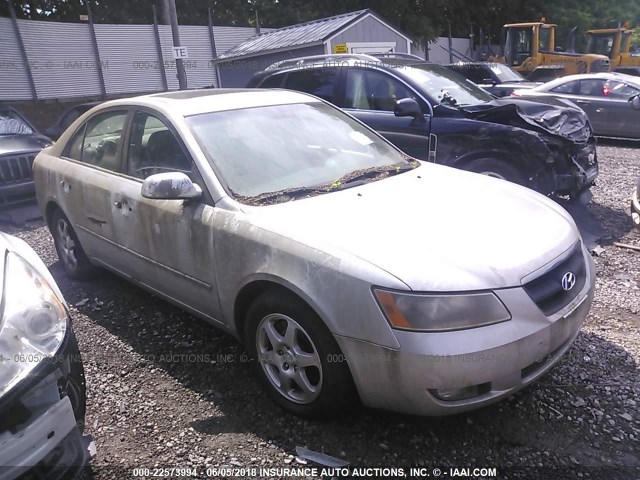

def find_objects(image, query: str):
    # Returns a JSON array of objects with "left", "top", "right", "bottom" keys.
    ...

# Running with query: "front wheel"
[
  {"left": 465, "top": 158, "right": 525, "bottom": 185},
  {"left": 245, "top": 289, "right": 356, "bottom": 418},
  {"left": 51, "top": 209, "right": 95, "bottom": 279}
]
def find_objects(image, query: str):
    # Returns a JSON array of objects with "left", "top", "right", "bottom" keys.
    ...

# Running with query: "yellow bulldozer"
[
  {"left": 490, "top": 22, "right": 610, "bottom": 81},
  {"left": 585, "top": 27, "right": 640, "bottom": 76}
]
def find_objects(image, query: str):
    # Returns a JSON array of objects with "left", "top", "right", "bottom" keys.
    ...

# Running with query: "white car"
[
  {"left": 34, "top": 89, "right": 595, "bottom": 417},
  {"left": 0, "top": 233, "right": 89, "bottom": 479}
]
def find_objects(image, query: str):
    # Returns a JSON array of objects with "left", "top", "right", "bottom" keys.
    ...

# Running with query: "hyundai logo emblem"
[{"left": 561, "top": 272, "right": 576, "bottom": 291}]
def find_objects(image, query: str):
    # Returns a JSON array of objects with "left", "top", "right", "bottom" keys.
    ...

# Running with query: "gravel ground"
[{"left": 2, "top": 141, "right": 640, "bottom": 480}]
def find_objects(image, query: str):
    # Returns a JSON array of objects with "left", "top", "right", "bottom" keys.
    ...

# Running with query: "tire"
[
  {"left": 51, "top": 209, "right": 95, "bottom": 279},
  {"left": 465, "top": 158, "right": 525, "bottom": 185},
  {"left": 244, "top": 289, "right": 357, "bottom": 418}
]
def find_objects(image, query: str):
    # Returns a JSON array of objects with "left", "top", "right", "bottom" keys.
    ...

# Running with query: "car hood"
[
  {"left": 490, "top": 81, "right": 539, "bottom": 89},
  {"left": 463, "top": 97, "right": 591, "bottom": 143},
  {"left": 0, "top": 134, "right": 52, "bottom": 156},
  {"left": 245, "top": 163, "right": 579, "bottom": 291}
]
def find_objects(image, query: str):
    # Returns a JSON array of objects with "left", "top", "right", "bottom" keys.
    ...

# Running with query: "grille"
[
  {"left": 523, "top": 243, "right": 586, "bottom": 316},
  {"left": 0, "top": 153, "right": 37, "bottom": 185}
]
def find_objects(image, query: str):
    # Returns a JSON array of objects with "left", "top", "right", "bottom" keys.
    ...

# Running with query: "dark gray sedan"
[{"left": 514, "top": 73, "right": 640, "bottom": 139}]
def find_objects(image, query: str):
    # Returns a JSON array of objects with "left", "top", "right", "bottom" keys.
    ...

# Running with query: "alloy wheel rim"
[
  {"left": 56, "top": 218, "right": 78, "bottom": 269},
  {"left": 256, "top": 313, "right": 322, "bottom": 404}
]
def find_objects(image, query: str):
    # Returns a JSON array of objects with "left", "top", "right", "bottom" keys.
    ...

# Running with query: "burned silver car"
[
  {"left": 34, "top": 89, "right": 594, "bottom": 417},
  {"left": 0, "top": 233, "right": 89, "bottom": 479}
]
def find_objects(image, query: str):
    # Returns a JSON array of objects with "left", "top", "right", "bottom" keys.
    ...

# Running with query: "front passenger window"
[
  {"left": 127, "top": 112, "right": 192, "bottom": 180},
  {"left": 344, "top": 69, "right": 416, "bottom": 111}
]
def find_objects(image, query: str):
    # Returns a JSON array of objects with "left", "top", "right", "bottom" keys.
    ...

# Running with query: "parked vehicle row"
[
  {"left": 30, "top": 88, "right": 596, "bottom": 423},
  {"left": 8, "top": 51, "right": 640, "bottom": 479}
]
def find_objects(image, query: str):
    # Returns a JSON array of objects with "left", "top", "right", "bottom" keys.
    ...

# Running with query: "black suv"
[
  {"left": 248, "top": 54, "right": 598, "bottom": 198},
  {"left": 0, "top": 106, "right": 52, "bottom": 207}
]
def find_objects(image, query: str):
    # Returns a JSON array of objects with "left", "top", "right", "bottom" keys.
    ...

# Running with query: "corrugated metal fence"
[{"left": 0, "top": 16, "right": 262, "bottom": 100}]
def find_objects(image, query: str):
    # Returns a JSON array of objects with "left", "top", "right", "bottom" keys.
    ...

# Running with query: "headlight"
[
  {"left": 0, "top": 252, "right": 68, "bottom": 399},
  {"left": 373, "top": 288, "right": 511, "bottom": 332}
]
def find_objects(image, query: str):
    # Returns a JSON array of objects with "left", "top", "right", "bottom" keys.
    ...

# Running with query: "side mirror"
[
  {"left": 394, "top": 98, "right": 424, "bottom": 122},
  {"left": 141, "top": 172, "right": 202, "bottom": 200},
  {"left": 630, "top": 94, "right": 640, "bottom": 110}
]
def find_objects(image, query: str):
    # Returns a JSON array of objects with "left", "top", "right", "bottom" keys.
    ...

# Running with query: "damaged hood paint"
[
  {"left": 464, "top": 97, "right": 591, "bottom": 143},
  {"left": 246, "top": 163, "right": 578, "bottom": 292}
]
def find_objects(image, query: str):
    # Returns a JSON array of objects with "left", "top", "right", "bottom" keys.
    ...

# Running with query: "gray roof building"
[{"left": 215, "top": 9, "right": 415, "bottom": 87}]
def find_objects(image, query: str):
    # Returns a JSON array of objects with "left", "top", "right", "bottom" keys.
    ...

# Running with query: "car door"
[
  {"left": 110, "top": 109, "right": 222, "bottom": 323},
  {"left": 573, "top": 79, "right": 617, "bottom": 136},
  {"left": 547, "top": 79, "right": 608, "bottom": 135},
  {"left": 58, "top": 109, "right": 130, "bottom": 267},
  {"left": 600, "top": 80, "right": 640, "bottom": 138},
  {"left": 337, "top": 68, "right": 433, "bottom": 161}
]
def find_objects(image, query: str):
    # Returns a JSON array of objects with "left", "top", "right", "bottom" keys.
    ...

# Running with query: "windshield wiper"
[
  {"left": 240, "top": 161, "right": 418, "bottom": 205},
  {"left": 240, "top": 184, "right": 332, "bottom": 205},
  {"left": 330, "top": 162, "right": 418, "bottom": 190}
]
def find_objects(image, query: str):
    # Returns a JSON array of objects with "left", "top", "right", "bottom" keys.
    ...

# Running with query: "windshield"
[
  {"left": 488, "top": 64, "right": 528, "bottom": 82},
  {"left": 187, "top": 102, "right": 414, "bottom": 203},
  {"left": 0, "top": 109, "right": 35, "bottom": 135},
  {"left": 586, "top": 33, "right": 615, "bottom": 56},
  {"left": 395, "top": 64, "right": 494, "bottom": 107},
  {"left": 505, "top": 27, "right": 533, "bottom": 67},
  {"left": 539, "top": 27, "right": 552, "bottom": 51}
]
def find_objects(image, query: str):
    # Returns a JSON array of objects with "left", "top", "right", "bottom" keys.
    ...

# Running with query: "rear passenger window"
[
  {"left": 551, "top": 81, "right": 579, "bottom": 94},
  {"left": 579, "top": 79, "right": 607, "bottom": 96},
  {"left": 66, "top": 111, "right": 127, "bottom": 172},
  {"left": 260, "top": 74, "right": 285, "bottom": 88},
  {"left": 283, "top": 69, "right": 338, "bottom": 102}
]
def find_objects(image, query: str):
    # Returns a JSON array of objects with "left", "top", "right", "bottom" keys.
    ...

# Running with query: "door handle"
[{"left": 576, "top": 100, "right": 589, "bottom": 104}]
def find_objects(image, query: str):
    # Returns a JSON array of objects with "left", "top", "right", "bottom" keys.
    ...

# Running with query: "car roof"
[{"left": 92, "top": 88, "right": 321, "bottom": 117}]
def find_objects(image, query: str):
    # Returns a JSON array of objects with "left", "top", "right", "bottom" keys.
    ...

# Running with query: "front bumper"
[
  {"left": 0, "top": 329, "right": 89, "bottom": 480},
  {"left": 553, "top": 142, "right": 598, "bottom": 197},
  {"left": 336, "top": 248, "right": 595, "bottom": 416}
]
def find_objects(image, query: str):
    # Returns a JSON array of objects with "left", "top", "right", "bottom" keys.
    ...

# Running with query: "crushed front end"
[
  {"left": 538, "top": 135, "right": 599, "bottom": 199},
  {"left": 0, "top": 237, "right": 91, "bottom": 480},
  {"left": 467, "top": 97, "right": 599, "bottom": 198}
]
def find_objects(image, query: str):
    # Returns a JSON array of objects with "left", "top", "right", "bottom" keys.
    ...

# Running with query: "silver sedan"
[
  {"left": 34, "top": 89, "right": 594, "bottom": 417},
  {"left": 513, "top": 73, "right": 640, "bottom": 139}
]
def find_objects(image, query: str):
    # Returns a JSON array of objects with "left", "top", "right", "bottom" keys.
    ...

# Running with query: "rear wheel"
[
  {"left": 465, "top": 158, "right": 525, "bottom": 185},
  {"left": 51, "top": 209, "right": 94, "bottom": 279},
  {"left": 245, "top": 289, "right": 356, "bottom": 418}
]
